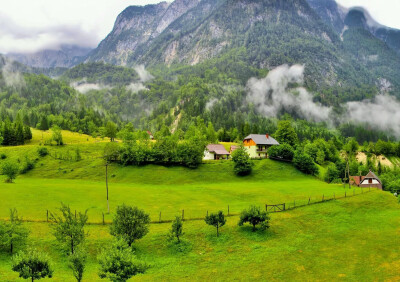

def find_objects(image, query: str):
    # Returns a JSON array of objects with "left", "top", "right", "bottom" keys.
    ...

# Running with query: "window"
[{"left": 368, "top": 179, "right": 372, "bottom": 184}]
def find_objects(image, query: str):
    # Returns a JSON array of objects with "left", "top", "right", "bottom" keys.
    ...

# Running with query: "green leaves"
[
  {"left": 238, "top": 206, "right": 270, "bottom": 232},
  {"left": 205, "top": 211, "right": 226, "bottom": 237},
  {"left": 232, "top": 146, "right": 253, "bottom": 176},
  {"left": 12, "top": 248, "right": 53, "bottom": 281},
  {"left": 98, "top": 239, "right": 147, "bottom": 282},
  {"left": 110, "top": 205, "right": 150, "bottom": 246}
]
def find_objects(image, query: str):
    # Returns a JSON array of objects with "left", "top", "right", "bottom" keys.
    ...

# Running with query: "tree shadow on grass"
[{"left": 237, "top": 225, "right": 277, "bottom": 242}]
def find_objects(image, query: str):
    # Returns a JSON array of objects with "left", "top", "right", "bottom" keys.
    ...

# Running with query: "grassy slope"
[
  {"left": 0, "top": 130, "right": 399, "bottom": 281},
  {"left": 0, "top": 192, "right": 399, "bottom": 281}
]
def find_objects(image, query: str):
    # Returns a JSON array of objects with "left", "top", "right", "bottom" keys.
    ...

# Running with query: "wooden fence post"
[
  {"left": 345, "top": 191, "right": 347, "bottom": 198},
  {"left": 322, "top": 194, "right": 324, "bottom": 202},
  {"left": 46, "top": 210, "right": 48, "bottom": 222},
  {"left": 308, "top": 197, "right": 310, "bottom": 205},
  {"left": 334, "top": 193, "right": 335, "bottom": 200},
  {"left": 283, "top": 203, "right": 286, "bottom": 211},
  {"left": 265, "top": 204, "right": 268, "bottom": 211},
  {"left": 159, "top": 212, "right": 161, "bottom": 223},
  {"left": 102, "top": 212, "right": 105, "bottom": 225},
  {"left": 182, "top": 210, "right": 184, "bottom": 221},
  {"left": 293, "top": 201, "right": 296, "bottom": 208},
  {"left": 228, "top": 205, "right": 230, "bottom": 216}
]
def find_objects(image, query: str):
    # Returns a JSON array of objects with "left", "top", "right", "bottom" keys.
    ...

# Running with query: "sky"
[{"left": 0, "top": 0, "right": 400, "bottom": 54}]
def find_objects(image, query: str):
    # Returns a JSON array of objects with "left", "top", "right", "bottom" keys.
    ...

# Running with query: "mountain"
[
  {"left": 7, "top": 45, "right": 92, "bottom": 68},
  {"left": 305, "top": 0, "right": 346, "bottom": 32},
  {"left": 87, "top": 0, "right": 202, "bottom": 65}
]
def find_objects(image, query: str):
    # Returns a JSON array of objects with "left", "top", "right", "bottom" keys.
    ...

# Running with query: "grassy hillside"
[
  {"left": 0, "top": 192, "right": 398, "bottom": 281},
  {"left": 0, "top": 130, "right": 399, "bottom": 281}
]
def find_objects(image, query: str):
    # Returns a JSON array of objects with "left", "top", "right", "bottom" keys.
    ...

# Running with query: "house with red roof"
[{"left": 204, "top": 144, "right": 230, "bottom": 160}]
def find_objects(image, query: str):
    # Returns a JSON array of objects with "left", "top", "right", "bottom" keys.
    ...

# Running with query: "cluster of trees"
[
  {"left": 0, "top": 119, "right": 32, "bottom": 146},
  {"left": 2, "top": 202, "right": 272, "bottom": 282}
]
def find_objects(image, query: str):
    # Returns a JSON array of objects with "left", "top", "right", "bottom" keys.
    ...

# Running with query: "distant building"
[
  {"left": 243, "top": 134, "right": 279, "bottom": 159},
  {"left": 350, "top": 170, "right": 382, "bottom": 190},
  {"left": 147, "top": 131, "right": 154, "bottom": 140},
  {"left": 204, "top": 144, "right": 230, "bottom": 160},
  {"left": 230, "top": 145, "right": 239, "bottom": 155}
]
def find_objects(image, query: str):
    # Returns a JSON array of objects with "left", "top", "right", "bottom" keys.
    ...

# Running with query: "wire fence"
[{"left": 0, "top": 187, "right": 376, "bottom": 225}]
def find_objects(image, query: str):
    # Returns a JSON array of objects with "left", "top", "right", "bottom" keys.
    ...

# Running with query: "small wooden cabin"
[
  {"left": 204, "top": 144, "right": 230, "bottom": 160},
  {"left": 350, "top": 170, "right": 382, "bottom": 190}
]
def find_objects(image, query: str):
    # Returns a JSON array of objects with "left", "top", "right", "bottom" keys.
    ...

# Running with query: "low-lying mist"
[{"left": 246, "top": 64, "right": 400, "bottom": 138}]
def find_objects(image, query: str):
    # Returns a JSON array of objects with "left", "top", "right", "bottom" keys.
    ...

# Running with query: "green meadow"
[{"left": 0, "top": 131, "right": 399, "bottom": 281}]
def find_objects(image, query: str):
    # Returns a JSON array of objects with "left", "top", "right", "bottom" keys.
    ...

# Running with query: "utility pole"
[{"left": 106, "top": 161, "right": 109, "bottom": 213}]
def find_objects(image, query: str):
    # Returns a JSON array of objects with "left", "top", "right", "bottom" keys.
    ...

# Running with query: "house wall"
[
  {"left": 203, "top": 151, "right": 215, "bottom": 160},
  {"left": 244, "top": 146, "right": 268, "bottom": 159},
  {"left": 361, "top": 179, "right": 380, "bottom": 185}
]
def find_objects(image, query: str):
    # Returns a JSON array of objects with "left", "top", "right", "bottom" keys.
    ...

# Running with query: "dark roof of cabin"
[
  {"left": 206, "top": 144, "right": 230, "bottom": 155},
  {"left": 364, "top": 170, "right": 381, "bottom": 182},
  {"left": 244, "top": 134, "right": 280, "bottom": 145}
]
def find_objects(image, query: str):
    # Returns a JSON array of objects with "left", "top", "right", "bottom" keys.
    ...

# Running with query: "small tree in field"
[
  {"left": 2, "top": 161, "right": 19, "bottom": 183},
  {"left": 238, "top": 206, "right": 270, "bottom": 231},
  {"left": 49, "top": 203, "right": 88, "bottom": 254},
  {"left": 110, "top": 205, "right": 150, "bottom": 246},
  {"left": 0, "top": 208, "right": 29, "bottom": 254},
  {"left": 12, "top": 249, "right": 53, "bottom": 281},
  {"left": 169, "top": 216, "right": 183, "bottom": 243},
  {"left": 98, "top": 239, "right": 147, "bottom": 282},
  {"left": 68, "top": 248, "right": 87, "bottom": 282},
  {"left": 51, "top": 126, "right": 63, "bottom": 146},
  {"left": 232, "top": 146, "right": 253, "bottom": 176},
  {"left": 205, "top": 211, "right": 226, "bottom": 237}
]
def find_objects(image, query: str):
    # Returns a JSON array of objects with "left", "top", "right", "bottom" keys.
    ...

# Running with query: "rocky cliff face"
[
  {"left": 87, "top": 0, "right": 202, "bottom": 65},
  {"left": 8, "top": 45, "right": 92, "bottom": 68}
]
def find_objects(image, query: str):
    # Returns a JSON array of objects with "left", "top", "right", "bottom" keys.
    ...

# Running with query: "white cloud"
[{"left": 0, "top": 0, "right": 165, "bottom": 54}]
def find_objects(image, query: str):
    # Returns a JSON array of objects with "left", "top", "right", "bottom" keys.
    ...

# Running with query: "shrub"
[
  {"left": 2, "top": 161, "right": 19, "bottom": 183},
  {"left": 232, "top": 146, "right": 253, "bottom": 176},
  {"left": 98, "top": 239, "right": 147, "bottom": 282},
  {"left": 0, "top": 153, "right": 6, "bottom": 159},
  {"left": 69, "top": 248, "right": 87, "bottom": 282},
  {"left": 169, "top": 216, "right": 184, "bottom": 243},
  {"left": 110, "top": 205, "right": 150, "bottom": 246},
  {"left": 268, "top": 144, "right": 294, "bottom": 161},
  {"left": 49, "top": 203, "right": 88, "bottom": 254},
  {"left": 293, "top": 150, "right": 318, "bottom": 175},
  {"left": 238, "top": 206, "right": 270, "bottom": 231},
  {"left": 0, "top": 208, "right": 29, "bottom": 254},
  {"left": 37, "top": 147, "right": 48, "bottom": 157},
  {"left": 20, "top": 157, "right": 35, "bottom": 174},
  {"left": 205, "top": 211, "right": 226, "bottom": 237},
  {"left": 324, "top": 163, "right": 339, "bottom": 183},
  {"left": 12, "top": 249, "right": 53, "bottom": 281}
]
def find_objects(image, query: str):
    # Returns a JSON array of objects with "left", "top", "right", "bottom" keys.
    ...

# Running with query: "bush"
[
  {"left": 268, "top": 144, "right": 294, "bottom": 161},
  {"left": 293, "top": 150, "right": 318, "bottom": 175},
  {"left": 238, "top": 206, "right": 270, "bottom": 231},
  {"left": 324, "top": 163, "right": 339, "bottom": 183},
  {"left": 20, "top": 157, "right": 35, "bottom": 174},
  {"left": 169, "top": 216, "right": 184, "bottom": 243},
  {"left": 232, "top": 146, "right": 253, "bottom": 176},
  {"left": 2, "top": 161, "right": 19, "bottom": 183},
  {"left": 37, "top": 147, "right": 48, "bottom": 157},
  {"left": 98, "top": 239, "right": 147, "bottom": 282},
  {"left": 205, "top": 211, "right": 226, "bottom": 237},
  {"left": 110, "top": 205, "right": 150, "bottom": 246},
  {"left": 0, "top": 153, "right": 6, "bottom": 159},
  {"left": 12, "top": 249, "right": 53, "bottom": 281}
]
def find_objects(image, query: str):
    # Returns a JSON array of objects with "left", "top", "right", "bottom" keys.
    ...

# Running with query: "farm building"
[
  {"left": 230, "top": 145, "right": 239, "bottom": 154},
  {"left": 204, "top": 144, "right": 230, "bottom": 160},
  {"left": 147, "top": 131, "right": 154, "bottom": 140},
  {"left": 243, "top": 134, "right": 279, "bottom": 159},
  {"left": 350, "top": 170, "right": 382, "bottom": 190}
]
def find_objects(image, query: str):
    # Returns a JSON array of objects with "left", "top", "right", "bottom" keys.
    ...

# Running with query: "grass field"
[{"left": 0, "top": 130, "right": 399, "bottom": 281}]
